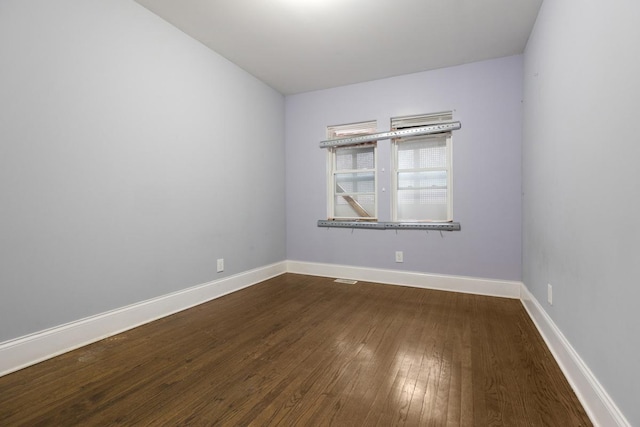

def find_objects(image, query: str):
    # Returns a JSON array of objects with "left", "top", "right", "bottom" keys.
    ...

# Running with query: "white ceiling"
[{"left": 135, "top": 0, "right": 543, "bottom": 95}]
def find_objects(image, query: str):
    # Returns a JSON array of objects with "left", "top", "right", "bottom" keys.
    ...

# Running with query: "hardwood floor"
[{"left": 0, "top": 273, "right": 591, "bottom": 426}]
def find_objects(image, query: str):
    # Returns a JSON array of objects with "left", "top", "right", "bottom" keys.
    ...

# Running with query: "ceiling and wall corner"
[{"left": 134, "top": 0, "right": 543, "bottom": 95}]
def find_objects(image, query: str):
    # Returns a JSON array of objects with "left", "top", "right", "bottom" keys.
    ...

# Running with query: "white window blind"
[
  {"left": 391, "top": 111, "right": 453, "bottom": 129},
  {"left": 327, "top": 121, "right": 377, "bottom": 140}
]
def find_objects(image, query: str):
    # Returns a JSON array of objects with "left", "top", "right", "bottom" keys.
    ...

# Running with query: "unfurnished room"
[{"left": 0, "top": 0, "right": 638, "bottom": 425}]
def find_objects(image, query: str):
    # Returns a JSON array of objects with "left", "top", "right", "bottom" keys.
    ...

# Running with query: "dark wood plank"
[{"left": 0, "top": 273, "right": 592, "bottom": 426}]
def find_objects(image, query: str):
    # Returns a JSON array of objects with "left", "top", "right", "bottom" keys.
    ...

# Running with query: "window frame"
[
  {"left": 326, "top": 121, "right": 378, "bottom": 221},
  {"left": 391, "top": 113, "right": 454, "bottom": 222},
  {"left": 319, "top": 113, "right": 460, "bottom": 230}
]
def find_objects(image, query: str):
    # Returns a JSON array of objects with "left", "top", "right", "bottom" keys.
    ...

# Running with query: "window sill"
[{"left": 317, "top": 220, "right": 461, "bottom": 231}]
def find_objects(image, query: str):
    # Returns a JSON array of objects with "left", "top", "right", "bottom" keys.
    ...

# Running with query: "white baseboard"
[
  {"left": 286, "top": 260, "right": 522, "bottom": 299},
  {"left": 520, "top": 285, "right": 630, "bottom": 427},
  {"left": 0, "top": 261, "right": 287, "bottom": 377}
]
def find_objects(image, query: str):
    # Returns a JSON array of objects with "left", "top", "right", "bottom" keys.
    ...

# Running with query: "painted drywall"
[
  {"left": 523, "top": 0, "right": 639, "bottom": 424},
  {"left": 285, "top": 56, "right": 523, "bottom": 281},
  {"left": 0, "top": 0, "right": 285, "bottom": 343}
]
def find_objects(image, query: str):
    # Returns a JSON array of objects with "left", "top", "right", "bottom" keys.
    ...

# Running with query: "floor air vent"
[{"left": 334, "top": 278, "right": 357, "bottom": 284}]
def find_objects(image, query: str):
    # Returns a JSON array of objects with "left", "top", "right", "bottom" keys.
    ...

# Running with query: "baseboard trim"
[
  {"left": 0, "top": 261, "right": 287, "bottom": 377},
  {"left": 286, "top": 260, "right": 522, "bottom": 299},
  {"left": 520, "top": 285, "right": 630, "bottom": 427}
]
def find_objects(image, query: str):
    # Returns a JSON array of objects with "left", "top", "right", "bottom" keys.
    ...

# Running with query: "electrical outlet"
[
  {"left": 217, "top": 258, "right": 224, "bottom": 273},
  {"left": 395, "top": 251, "right": 403, "bottom": 263},
  {"left": 547, "top": 283, "right": 553, "bottom": 305}
]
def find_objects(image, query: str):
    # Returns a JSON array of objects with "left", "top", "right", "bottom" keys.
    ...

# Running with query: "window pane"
[
  {"left": 335, "top": 146, "right": 374, "bottom": 170},
  {"left": 334, "top": 194, "right": 375, "bottom": 218},
  {"left": 397, "top": 138, "right": 446, "bottom": 169},
  {"left": 397, "top": 171, "right": 447, "bottom": 190},
  {"left": 335, "top": 172, "right": 375, "bottom": 193},
  {"left": 397, "top": 189, "right": 448, "bottom": 221}
]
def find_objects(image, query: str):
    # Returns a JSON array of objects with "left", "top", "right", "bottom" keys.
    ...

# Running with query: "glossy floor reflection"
[{"left": 0, "top": 273, "right": 592, "bottom": 426}]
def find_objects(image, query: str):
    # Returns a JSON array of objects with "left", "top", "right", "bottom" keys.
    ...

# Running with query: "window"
[
  {"left": 326, "top": 121, "right": 377, "bottom": 220},
  {"left": 392, "top": 112, "right": 453, "bottom": 222},
  {"left": 319, "top": 113, "right": 460, "bottom": 231}
]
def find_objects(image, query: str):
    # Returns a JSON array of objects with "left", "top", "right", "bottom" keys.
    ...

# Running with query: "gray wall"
[
  {"left": 0, "top": 0, "right": 285, "bottom": 342},
  {"left": 523, "top": 0, "right": 640, "bottom": 424},
  {"left": 286, "top": 56, "right": 523, "bottom": 281}
]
